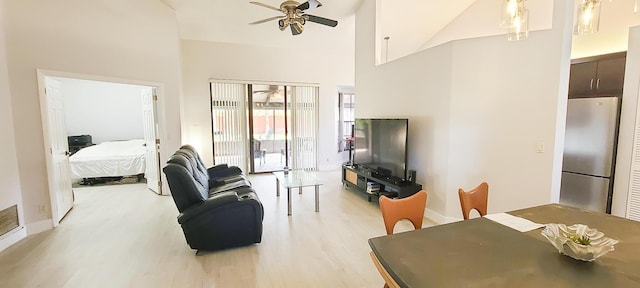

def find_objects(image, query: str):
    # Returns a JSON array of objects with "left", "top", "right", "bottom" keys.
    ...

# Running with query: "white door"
[
  {"left": 45, "top": 78, "right": 74, "bottom": 224},
  {"left": 142, "top": 88, "right": 160, "bottom": 194}
]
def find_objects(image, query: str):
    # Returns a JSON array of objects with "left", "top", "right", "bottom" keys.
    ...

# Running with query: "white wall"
[
  {"left": 0, "top": 0, "right": 27, "bottom": 251},
  {"left": 4, "top": 0, "right": 182, "bottom": 226},
  {"left": 180, "top": 38, "right": 355, "bottom": 170},
  {"left": 356, "top": 0, "right": 573, "bottom": 222},
  {"left": 611, "top": 26, "right": 640, "bottom": 217},
  {"left": 356, "top": 1, "right": 454, "bottom": 221},
  {"left": 445, "top": 0, "right": 574, "bottom": 217},
  {"left": 60, "top": 78, "right": 146, "bottom": 144}
]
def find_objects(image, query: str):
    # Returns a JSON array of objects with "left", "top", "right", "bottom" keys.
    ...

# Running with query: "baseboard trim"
[
  {"left": 425, "top": 208, "right": 461, "bottom": 225},
  {"left": 26, "top": 219, "right": 53, "bottom": 235},
  {"left": 0, "top": 226, "right": 26, "bottom": 252},
  {"left": 318, "top": 163, "right": 341, "bottom": 171}
]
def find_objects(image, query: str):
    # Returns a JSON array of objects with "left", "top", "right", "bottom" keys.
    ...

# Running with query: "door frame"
[
  {"left": 209, "top": 79, "right": 320, "bottom": 174},
  {"left": 247, "top": 83, "right": 290, "bottom": 174},
  {"left": 37, "top": 69, "right": 164, "bottom": 226}
]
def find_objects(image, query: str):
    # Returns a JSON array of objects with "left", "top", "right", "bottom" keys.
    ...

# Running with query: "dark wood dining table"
[{"left": 368, "top": 204, "right": 640, "bottom": 287}]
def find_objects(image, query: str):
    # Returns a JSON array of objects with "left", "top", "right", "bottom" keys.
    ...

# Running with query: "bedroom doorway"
[{"left": 37, "top": 70, "right": 163, "bottom": 226}]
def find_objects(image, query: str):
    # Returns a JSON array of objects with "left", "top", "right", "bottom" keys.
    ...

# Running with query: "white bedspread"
[{"left": 69, "top": 139, "right": 146, "bottom": 179}]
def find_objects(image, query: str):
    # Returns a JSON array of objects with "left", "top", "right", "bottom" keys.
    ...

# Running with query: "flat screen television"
[{"left": 353, "top": 118, "right": 408, "bottom": 179}]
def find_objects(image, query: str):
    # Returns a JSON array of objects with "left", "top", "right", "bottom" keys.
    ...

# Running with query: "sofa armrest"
[
  {"left": 178, "top": 191, "right": 238, "bottom": 224},
  {"left": 208, "top": 165, "right": 242, "bottom": 180},
  {"left": 206, "top": 164, "right": 228, "bottom": 174}
]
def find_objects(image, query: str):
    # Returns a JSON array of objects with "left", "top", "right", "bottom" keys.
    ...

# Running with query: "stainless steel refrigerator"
[{"left": 560, "top": 97, "right": 620, "bottom": 213}]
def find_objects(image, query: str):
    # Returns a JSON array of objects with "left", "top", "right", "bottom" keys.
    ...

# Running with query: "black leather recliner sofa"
[{"left": 163, "top": 145, "right": 263, "bottom": 252}]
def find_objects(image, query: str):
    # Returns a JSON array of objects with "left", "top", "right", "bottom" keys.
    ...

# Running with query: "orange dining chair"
[
  {"left": 379, "top": 190, "right": 428, "bottom": 235},
  {"left": 458, "top": 182, "right": 489, "bottom": 220},
  {"left": 372, "top": 190, "right": 427, "bottom": 288}
]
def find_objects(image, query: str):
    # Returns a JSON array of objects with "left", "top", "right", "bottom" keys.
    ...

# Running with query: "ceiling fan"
[{"left": 249, "top": 0, "right": 338, "bottom": 35}]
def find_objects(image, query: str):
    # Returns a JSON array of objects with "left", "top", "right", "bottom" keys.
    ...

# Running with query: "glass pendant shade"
[
  {"left": 574, "top": 0, "right": 601, "bottom": 35},
  {"left": 501, "top": 0, "right": 525, "bottom": 28},
  {"left": 507, "top": 9, "right": 529, "bottom": 41}
]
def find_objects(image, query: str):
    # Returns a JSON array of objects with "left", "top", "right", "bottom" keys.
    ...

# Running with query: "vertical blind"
[
  {"left": 627, "top": 96, "right": 640, "bottom": 221},
  {"left": 210, "top": 82, "right": 248, "bottom": 172},
  {"left": 290, "top": 86, "right": 319, "bottom": 170}
]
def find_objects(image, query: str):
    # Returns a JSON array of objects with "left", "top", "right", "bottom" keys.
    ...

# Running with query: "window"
[{"left": 338, "top": 92, "right": 355, "bottom": 153}]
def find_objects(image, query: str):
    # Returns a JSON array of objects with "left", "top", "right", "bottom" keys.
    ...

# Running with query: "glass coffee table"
[{"left": 273, "top": 170, "right": 323, "bottom": 216}]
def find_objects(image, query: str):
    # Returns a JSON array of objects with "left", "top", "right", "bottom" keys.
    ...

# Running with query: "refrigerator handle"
[
  {"left": 596, "top": 78, "right": 600, "bottom": 90},
  {"left": 590, "top": 79, "right": 594, "bottom": 90}
]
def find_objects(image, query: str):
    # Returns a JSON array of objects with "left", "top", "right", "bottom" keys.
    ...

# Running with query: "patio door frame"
[
  {"left": 246, "top": 84, "right": 290, "bottom": 173},
  {"left": 210, "top": 79, "right": 319, "bottom": 174},
  {"left": 247, "top": 83, "right": 290, "bottom": 174}
]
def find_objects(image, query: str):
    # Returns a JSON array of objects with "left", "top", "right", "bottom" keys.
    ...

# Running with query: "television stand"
[{"left": 341, "top": 165, "right": 422, "bottom": 201}]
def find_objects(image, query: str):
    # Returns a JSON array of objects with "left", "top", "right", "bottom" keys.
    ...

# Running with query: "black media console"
[{"left": 342, "top": 165, "right": 422, "bottom": 201}]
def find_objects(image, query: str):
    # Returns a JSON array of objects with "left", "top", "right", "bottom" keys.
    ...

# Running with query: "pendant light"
[
  {"left": 574, "top": 0, "right": 602, "bottom": 35},
  {"left": 507, "top": 9, "right": 529, "bottom": 41},
  {"left": 501, "top": 0, "right": 529, "bottom": 41},
  {"left": 501, "top": 0, "right": 525, "bottom": 27}
]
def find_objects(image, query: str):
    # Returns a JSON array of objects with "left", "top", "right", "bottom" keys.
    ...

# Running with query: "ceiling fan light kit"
[{"left": 249, "top": 0, "right": 338, "bottom": 35}]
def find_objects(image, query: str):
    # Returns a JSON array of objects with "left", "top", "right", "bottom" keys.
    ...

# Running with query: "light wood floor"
[{"left": 0, "top": 170, "right": 433, "bottom": 288}]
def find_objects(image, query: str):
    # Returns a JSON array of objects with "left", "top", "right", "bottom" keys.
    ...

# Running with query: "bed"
[{"left": 69, "top": 139, "right": 146, "bottom": 179}]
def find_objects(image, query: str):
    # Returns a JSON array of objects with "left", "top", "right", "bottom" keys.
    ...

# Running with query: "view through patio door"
[
  {"left": 250, "top": 84, "right": 288, "bottom": 173},
  {"left": 210, "top": 81, "right": 318, "bottom": 174}
]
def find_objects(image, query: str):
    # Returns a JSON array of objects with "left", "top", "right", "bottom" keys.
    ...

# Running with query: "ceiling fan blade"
[
  {"left": 296, "top": 0, "right": 322, "bottom": 11},
  {"left": 249, "top": 1, "right": 282, "bottom": 12},
  {"left": 304, "top": 14, "right": 338, "bottom": 27},
  {"left": 291, "top": 22, "right": 303, "bottom": 35},
  {"left": 249, "top": 16, "right": 285, "bottom": 25}
]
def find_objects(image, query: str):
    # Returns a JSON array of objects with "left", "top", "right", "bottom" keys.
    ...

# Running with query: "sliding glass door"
[
  {"left": 250, "top": 85, "right": 289, "bottom": 173},
  {"left": 210, "top": 81, "right": 318, "bottom": 174}
]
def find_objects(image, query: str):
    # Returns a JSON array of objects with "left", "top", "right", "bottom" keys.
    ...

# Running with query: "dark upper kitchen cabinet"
[
  {"left": 568, "top": 61, "right": 598, "bottom": 96},
  {"left": 568, "top": 52, "right": 626, "bottom": 98}
]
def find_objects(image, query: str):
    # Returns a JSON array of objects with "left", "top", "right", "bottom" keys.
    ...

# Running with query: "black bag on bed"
[
  {"left": 68, "top": 135, "right": 93, "bottom": 155},
  {"left": 68, "top": 135, "right": 92, "bottom": 146}
]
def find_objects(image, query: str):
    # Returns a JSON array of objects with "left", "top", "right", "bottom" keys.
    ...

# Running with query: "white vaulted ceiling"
[
  {"left": 378, "top": 0, "right": 477, "bottom": 62},
  {"left": 159, "top": 0, "right": 484, "bottom": 57},
  {"left": 160, "top": 0, "right": 640, "bottom": 61}
]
